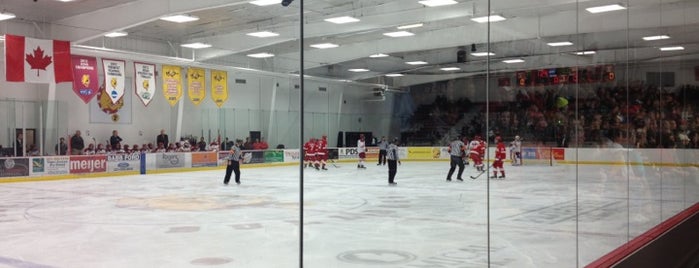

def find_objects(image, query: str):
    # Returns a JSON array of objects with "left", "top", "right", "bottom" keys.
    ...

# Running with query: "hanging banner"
[
  {"left": 162, "top": 65, "right": 183, "bottom": 106},
  {"left": 134, "top": 62, "right": 156, "bottom": 107},
  {"left": 102, "top": 59, "right": 126, "bottom": 104},
  {"left": 210, "top": 69, "right": 228, "bottom": 108},
  {"left": 71, "top": 55, "right": 99, "bottom": 104},
  {"left": 90, "top": 79, "right": 133, "bottom": 124},
  {"left": 187, "top": 67, "right": 206, "bottom": 106}
]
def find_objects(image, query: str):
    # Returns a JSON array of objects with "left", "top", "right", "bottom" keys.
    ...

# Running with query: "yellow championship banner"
[
  {"left": 210, "top": 69, "right": 228, "bottom": 108},
  {"left": 187, "top": 67, "right": 206, "bottom": 106},
  {"left": 162, "top": 65, "right": 183, "bottom": 106}
]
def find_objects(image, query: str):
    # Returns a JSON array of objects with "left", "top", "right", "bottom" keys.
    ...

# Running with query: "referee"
[
  {"left": 223, "top": 139, "right": 243, "bottom": 185},
  {"left": 387, "top": 138, "right": 401, "bottom": 185},
  {"left": 377, "top": 136, "right": 388, "bottom": 165}
]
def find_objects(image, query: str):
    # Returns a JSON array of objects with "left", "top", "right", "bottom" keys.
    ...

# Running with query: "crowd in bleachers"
[{"left": 404, "top": 84, "right": 699, "bottom": 148}]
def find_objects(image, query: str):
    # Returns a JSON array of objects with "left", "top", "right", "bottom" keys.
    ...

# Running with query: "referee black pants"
[
  {"left": 387, "top": 160, "right": 397, "bottom": 183},
  {"left": 378, "top": 149, "right": 387, "bottom": 165},
  {"left": 447, "top": 155, "right": 465, "bottom": 180},
  {"left": 224, "top": 161, "right": 241, "bottom": 184}
]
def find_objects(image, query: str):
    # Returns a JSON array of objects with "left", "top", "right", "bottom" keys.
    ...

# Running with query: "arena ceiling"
[{"left": 2, "top": 0, "right": 698, "bottom": 88}]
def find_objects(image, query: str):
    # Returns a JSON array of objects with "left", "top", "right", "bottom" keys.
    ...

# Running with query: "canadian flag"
[{"left": 5, "top": 34, "right": 73, "bottom": 83}]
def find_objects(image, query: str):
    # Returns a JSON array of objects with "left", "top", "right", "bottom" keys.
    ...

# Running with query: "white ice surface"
[{"left": 0, "top": 162, "right": 697, "bottom": 268}]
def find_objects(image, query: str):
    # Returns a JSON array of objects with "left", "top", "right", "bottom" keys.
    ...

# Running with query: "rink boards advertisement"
[
  {"left": 107, "top": 153, "right": 141, "bottom": 172},
  {"left": 69, "top": 155, "right": 107, "bottom": 174},
  {"left": 155, "top": 153, "right": 185, "bottom": 168},
  {"left": 191, "top": 152, "right": 217, "bottom": 167},
  {"left": 31, "top": 156, "right": 70, "bottom": 176},
  {"left": 0, "top": 158, "right": 30, "bottom": 178}
]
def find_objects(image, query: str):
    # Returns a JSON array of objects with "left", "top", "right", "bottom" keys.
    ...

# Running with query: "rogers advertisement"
[{"left": 70, "top": 155, "right": 107, "bottom": 174}]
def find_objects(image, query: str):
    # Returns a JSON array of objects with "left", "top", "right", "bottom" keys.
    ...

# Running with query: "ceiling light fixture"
[
  {"left": 181, "top": 42, "right": 212, "bottom": 49},
  {"left": 643, "top": 35, "right": 670, "bottom": 41},
  {"left": 397, "top": 23, "right": 424, "bottom": 29},
  {"left": 471, "top": 52, "right": 495, "bottom": 57},
  {"left": 310, "top": 43, "right": 339, "bottom": 49},
  {"left": 0, "top": 11, "right": 16, "bottom": 21},
  {"left": 324, "top": 16, "right": 360, "bottom": 24},
  {"left": 369, "top": 53, "right": 389, "bottom": 58},
  {"left": 247, "top": 31, "right": 280, "bottom": 38},
  {"left": 247, "top": 53, "right": 275, "bottom": 58},
  {"left": 586, "top": 4, "right": 626, "bottom": 14},
  {"left": 418, "top": 0, "right": 458, "bottom": 7},
  {"left": 348, "top": 68, "right": 370, "bottom": 72},
  {"left": 160, "top": 14, "right": 199, "bottom": 23},
  {"left": 547, "top": 41, "right": 574, "bottom": 47},
  {"left": 440, "top": 67, "right": 461, "bottom": 71},
  {"left": 502, "top": 59, "right": 525, "bottom": 63},
  {"left": 249, "top": 0, "right": 280, "bottom": 6},
  {"left": 471, "top": 15, "right": 506, "bottom": 23},
  {"left": 385, "top": 74, "right": 404, "bottom": 77},
  {"left": 383, "top": 31, "right": 415, "bottom": 37},
  {"left": 574, "top": 51, "right": 596, "bottom": 55},
  {"left": 659, "top": 46, "right": 684, "bottom": 51},
  {"left": 104, "top": 31, "right": 128, "bottom": 38},
  {"left": 406, "top": 61, "right": 428, "bottom": 65}
]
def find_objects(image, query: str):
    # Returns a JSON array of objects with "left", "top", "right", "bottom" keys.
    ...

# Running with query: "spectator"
[
  {"left": 110, "top": 130, "right": 123, "bottom": 148},
  {"left": 55, "top": 137, "right": 68, "bottom": 155},
  {"left": 71, "top": 130, "right": 85, "bottom": 155},
  {"left": 156, "top": 129, "right": 169, "bottom": 150},
  {"left": 15, "top": 133, "right": 23, "bottom": 157}
]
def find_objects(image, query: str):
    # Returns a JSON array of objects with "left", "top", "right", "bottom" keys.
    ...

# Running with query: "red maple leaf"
[{"left": 25, "top": 46, "right": 53, "bottom": 76}]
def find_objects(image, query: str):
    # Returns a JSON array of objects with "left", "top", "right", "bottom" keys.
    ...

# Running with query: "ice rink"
[{"left": 0, "top": 161, "right": 697, "bottom": 268}]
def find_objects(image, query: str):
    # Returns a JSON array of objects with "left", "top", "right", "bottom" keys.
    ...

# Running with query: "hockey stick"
[
  {"left": 469, "top": 164, "right": 494, "bottom": 180},
  {"left": 329, "top": 159, "right": 340, "bottom": 168}
]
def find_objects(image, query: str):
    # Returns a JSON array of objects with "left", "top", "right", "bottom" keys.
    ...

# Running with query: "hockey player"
[
  {"left": 491, "top": 136, "right": 506, "bottom": 179},
  {"left": 357, "top": 134, "right": 367, "bottom": 169},
  {"left": 512, "top": 135, "right": 522, "bottom": 166},
  {"left": 316, "top": 135, "right": 328, "bottom": 170},
  {"left": 303, "top": 138, "right": 314, "bottom": 168},
  {"left": 469, "top": 135, "right": 485, "bottom": 172},
  {"left": 446, "top": 135, "right": 467, "bottom": 181}
]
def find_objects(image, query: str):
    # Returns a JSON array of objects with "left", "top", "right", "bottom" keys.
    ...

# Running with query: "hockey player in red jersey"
[
  {"left": 491, "top": 136, "right": 506, "bottom": 179},
  {"left": 316, "top": 135, "right": 328, "bottom": 170},
  {"left": 469, "top": 135, "right": 485, "bottom": 171},
  {"left": 303, "top": 138, "right": 314, "bottom": 168}
]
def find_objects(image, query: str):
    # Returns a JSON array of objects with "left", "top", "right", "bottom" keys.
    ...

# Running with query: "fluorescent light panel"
[
  {"left": 660, "top": 46, "right": 684, "bottom": 51},
  {"left": 502, "top": 59, "right": 525, "bottom": 63},
  {"left": 104, "top": 31, "right": 128, "bottom": 38},
  {"left": 160, "top": 14, "right": 199, "bottom": 23},
  {"left": 397, "top": 23, "right": 423, "bottom": 29},
  {"left": 547, "top": 41, "right": 574, "bottom": 47},
  {"left": 249, "top": 0, "right": 280, "bottom": 6},
  {"left": 440, "top": 67, "right": 461, "bottom": 71},
  {"left": 385, "top": 74, "right": 404, "bottom": 77},
  {"left": 324, "top": 16, "right": 360, "bottom": 24},
  {"left": 247, "top": 53, "right": 275, "bottom": 58},
  {"left": 643, "top": 35, "right": 670, "bottom": 41},
  {"left": 406, "top": 61, "right": 428, "bottom": 65},
  {"left": 586, "top": 4, "right": 626, "bottom": 13},
  {"left": 418, "top": 0, "right": 458, "bottom": 7},
  {"left": 369, "top": 53, "right": 389, "bottom": 58},
  {"left": 247, "top": 31, "right": 279, "bottom": 38},
  {"left": 310, "top": 43, "right": 339, "bottom": 49},
  {"left": 471, "top": 15, "right": 506, "bottom": 23},
  {"left": 181, "top": 42, "right": 212, "bottom": 49},
  {"left": 0, "top": 12, "right": 16, "bottom": 21},
  {"left": 383, "top": 31, "right": 415, "bottom": 37},
  {"left": 348, "top": 68, "right": 370, "bottom": 72},
  {"left": 471, "top": 52, "right": 495, "bottom": 56},
  {"left": 575, "top": 51, "right": 596, "bottom": 55}
]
